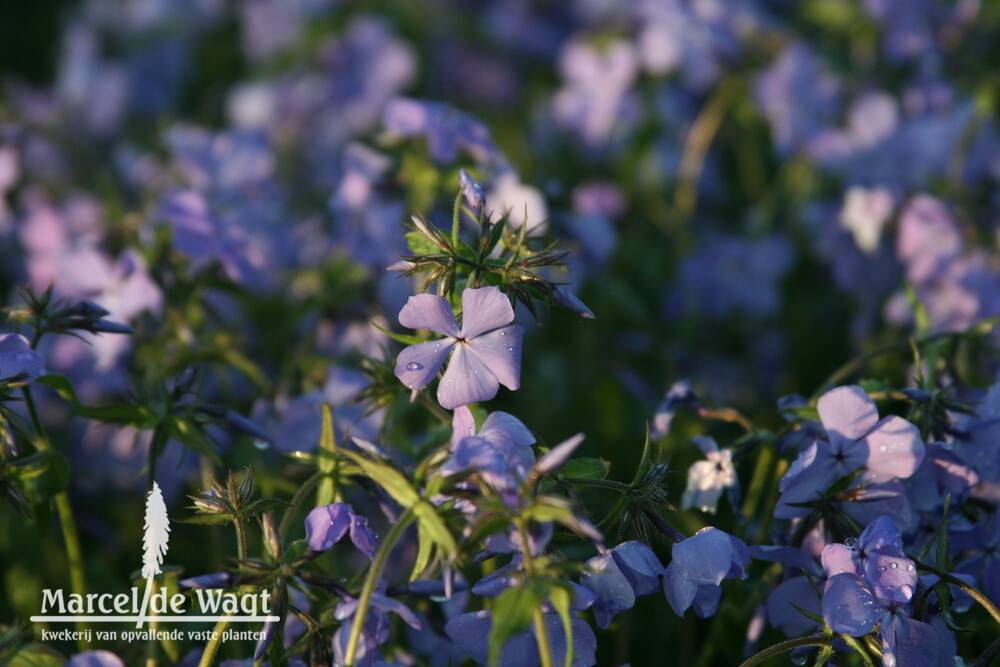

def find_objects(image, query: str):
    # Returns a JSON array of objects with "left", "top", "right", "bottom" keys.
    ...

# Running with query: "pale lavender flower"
[
  {"left": 776, "top": 386, "right": 925, "bottom": 519},
  {"left": 681, "top": 436, "right": 738, "bottom": 514},
  {"left": 394, "top": 286, "right": 523, "bottom": 409}
]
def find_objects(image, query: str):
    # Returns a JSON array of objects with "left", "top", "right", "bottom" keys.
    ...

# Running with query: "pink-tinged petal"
[
  {"left": 465, "top": 325, "right": 523, "bottom": 390},
  {"left": 450, "top": 405, "right": 477, "bottom": 448},
  {"left": 862, "top": 416, "right": 925, "bottom": 479},
  {"left": 480, "top": 411, "right": 535, "bottom": 448},
  {"left": 437, "top": 343, "right": 500, "bottom": 409},
  {"left": 821, "top": 543, "right": 859, "bottom": 577},
  {"left": 817, "top": 385, "right": 879, "bottom": 444},
  {"left": 395, "top": 340, "right": 455, "bottom": 390},
  {"left": 304, "top": 503, "right": 352, "bottom": 551},
  {"left": 398, "top": 293, "right": 460, "bottom": 337},
  {"left": 535, "top": 434, "right": 585, "bottom": 475},
  {"left": 460, "top": 286, "right": 515, "bottom": 339}
]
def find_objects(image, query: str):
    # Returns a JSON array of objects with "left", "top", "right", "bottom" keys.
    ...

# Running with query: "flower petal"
[
  {"left": 304, "top": 503, "right": 352, "bottom": 551},
  {"left": 395, "top": 340, "right": 455, "bottom": 390},
  {"left": 450, "top": 405, "right": 478, "bottom": 448},
  {"left": 821, "top": 543, "right": 859, "bottom": 577},
  {"left": 399, "top": 293, "right": 460, "bottom": 337},
  {"left": 460, "top": 286, "right": 515, "bottom": 339},
  {"left": 465, "top": 325, "right": 523, "bottom": 390},
  {"left": 864, "top": 553, "right": 917, "bottom": 602},
  {"left": 861, "top": 416, "right": 925, "bottom": 479},
  {"left": 480, "top": 410, "right": 535, "bottom": 448},
  {"left": 817, "top": 385, "right": 879, "bottom": 444},
  {"left": 437, "top": 343, "right": 500, "bottom": 410},
  {"left": 822, "top": 573, "right": 881, "bottom": 636}
]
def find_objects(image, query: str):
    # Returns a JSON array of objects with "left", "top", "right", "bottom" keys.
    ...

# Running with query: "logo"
[{"left": 30, "top": 483, "right": 278, "bottom": 644}]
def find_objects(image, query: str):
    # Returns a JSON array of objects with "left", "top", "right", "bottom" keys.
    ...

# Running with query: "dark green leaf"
[
  {"left": 34, "top": 374, "right": 79, "bottom": 405},
  {"left": 561, "top": 457, "right": 610, "bottom": 480}
]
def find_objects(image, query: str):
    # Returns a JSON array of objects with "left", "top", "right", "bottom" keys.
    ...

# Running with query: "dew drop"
[
  {"left": 406, "top": 361, "right": 423, "bottom": 371},
  {"left": 879, "top": 444, "right": 888, "bottom": 453},
  {"left": 790, "top": 649, "right": 809, "bottom": 666},
  {"left": 462, "top": 372, "right": 469, "bottom": 378},
  {"left": 253, "top": 439, "right": 270, "bottom": 451},
  {"left": 499, "top": 331, "right": 506, "bottom": 337},
  {"left": 877, "top": 566, "right": 886, "bottom": 573},
  {"left": 885, "top": 655, "right": 895, "bottom": 667},
  {"left": 844, "top": 537, "right": 857, "bottom": 548},
  {"left": 889, "top": 561, "right": 898, "bottom": 570},
  {"left": 906, "top": 564, "right": 914, "bottom": 572}
]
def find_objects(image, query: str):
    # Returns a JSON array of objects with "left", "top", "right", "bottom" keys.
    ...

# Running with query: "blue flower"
[
  {"left": 663, "top": 527, "right": 749, "bottom": 618},
  {"left": 581, "top": 541, "right": 665, "bottom": 628},
  {"left": 304, "top": 503, "right": 378, "bottom": 559}
]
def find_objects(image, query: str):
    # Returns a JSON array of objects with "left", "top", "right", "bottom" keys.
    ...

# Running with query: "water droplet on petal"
[
  {"left": 889, "top": 562, "right": 898, "bottom": 570},
  {"left": 499, "top": 331, "right": 506, "bottom": 337},
  {"left": 406, "top": 362, "right": 423, "bottom": 371},
  {"left": 844, "top": 537, "right": 857, "bottom": 548},
  {"left": 906, "top": 564, "right": 914, "bottom": 572}
]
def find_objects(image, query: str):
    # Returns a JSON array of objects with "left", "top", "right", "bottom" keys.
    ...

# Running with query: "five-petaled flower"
[{"left": 394, "top": 286, "right": 523, "bottom": 409}]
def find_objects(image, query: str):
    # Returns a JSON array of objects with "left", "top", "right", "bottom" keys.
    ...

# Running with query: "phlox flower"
[
  {"left": 304, "top": 502, "right": 378, "bottom": 559},
  {"left": 681, "top": 436, "right": 738, "bottom": 514},
  {"left": 663, "top": 527, "right": 749, "bottom": 618},
  {"left": 394, "top": 286, "right": 523, "bottom": 410},
  {"left": 776, "top": 385, "right": 925, "bottom": 519},
  {"left": 0, "top": 334, "right": 45, "bottom": 382},
  {"left": 332, "top": 582, "right": 422, "bottom": 667},
  {"left": 581, "top": 541, "right": 665, "bottom": 628}
]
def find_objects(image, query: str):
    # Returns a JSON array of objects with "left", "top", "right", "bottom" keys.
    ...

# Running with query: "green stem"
[
  {"left": 517, "top": 518, "right": 557, "bottom": 667},
  {"left": 915, "top": 560, "right": 1000, "bottom": 625},
  {"left": 450, "top": 190, "right": 463, "bottom": 250},
  {"left": 809, "top": 317, "right": 1000, "bottom": 402},
  {"left": 278, "top": 470, "right": 324, "bottom": 541},
  {"left": 22, "top": 384, "right": 90, "bottom": 651},
  {"left": 233, "top": 518, "right": 248, "bottom": 561},
  {"left": 197, "top": 615, "right": 231, "bottom": 667},
  {"left": 532, "top": 608, "right": 555, "bottom": 667},
  {"left": 343, "top": 507, "right": 417, "bottom": 666},
  {"left": 737, "top": 636, "right": 831, "bottom": 667}
]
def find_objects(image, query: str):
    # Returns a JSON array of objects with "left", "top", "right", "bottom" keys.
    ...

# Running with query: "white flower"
[{"left": 682, "top": 436, "right": 738, "bottom": 514}]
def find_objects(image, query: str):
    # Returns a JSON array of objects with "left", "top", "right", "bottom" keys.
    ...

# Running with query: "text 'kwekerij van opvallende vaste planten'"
[{"left": 1, "top": 2, "right": 999, "bottom": 666}]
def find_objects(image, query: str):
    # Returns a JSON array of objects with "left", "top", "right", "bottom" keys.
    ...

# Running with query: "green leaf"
[
  {"left": 405, "top": 231, "right": 444, "bottom": 256},
  {"left": 547, "top": 582, "right": 575, "bottom": 667},
  {"left": 22, "top": 450, "right": 69, "bottom": 499},
  {"left": 316, "top": 404, "right": 338, "bottom": 507},
  {"left": 412, "top": 498, "right": 457, "bottom": 553},
  {"left": 560, "top": 457, "right": 610, "bottom": 480},
  {"left": 168, "top": 418, "right": 222, "bottom": 465},
  {"left": 74, "top": 404, "right": 158, "bottom": 429},
  {"left": 34, "top": 374, "right": 79, "bottom": 405},
  {"left": 410, "top": 522, "right": 435, "bottom": 582},
  {"left": 8, "top": 643, "right": 66, "bottom": 667},
  {"left": 340, "top": 450, "right": 419, "bottom": 507},
  {"left": 241, "top": 497, "right": 291, "bottom": 519},
  {"left": 176, "top": 513, "right": 233, "bottom": 525},
  {"left": 779, "top": 406, "right": 821, "bottom": 421},
  {"left": 370, "top": 320, "right": 428, "bottom": 346},
  {"left": 489, "top": 582, "right": 545, "bottom": 666}
]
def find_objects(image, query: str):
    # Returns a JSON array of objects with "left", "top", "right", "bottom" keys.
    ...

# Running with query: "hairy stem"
[
  {"left": 737, "top": 636, "right": 831, "bottom": 667},
  {"left": 22, "top": 384, "right": 90, "bottom": 651},
  {"left": 343, "top": 506, "right": 417, "bottom": 666},
  {"left": 197, "top": 614, "right": 231, "bottom": 667},
  {"left": 915, "top": 560, "right": 1000, "bottom": 625}
]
